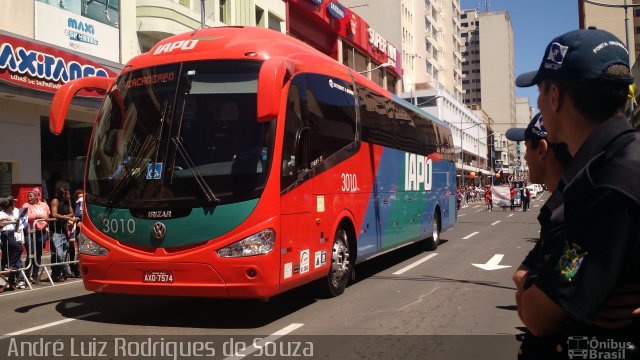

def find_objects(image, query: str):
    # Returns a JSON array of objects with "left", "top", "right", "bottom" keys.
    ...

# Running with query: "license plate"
[{"left": 143, "top": 270, "right": 174, "bottom": 283}]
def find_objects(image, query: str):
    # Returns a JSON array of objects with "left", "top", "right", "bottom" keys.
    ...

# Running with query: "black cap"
[
  {"left": 516, "top": 28, "right": 633, "bottom": 87},
  {"left": 505, "top": 113, "right": 546, "bottom": 142}
]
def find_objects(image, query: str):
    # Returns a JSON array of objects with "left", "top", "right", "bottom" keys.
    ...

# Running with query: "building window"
[
  {"left": 268, "top": 13, "right": 282, "bottom": 32},
  {"left": 219, "top": 0, "right": 229, "bottom": 23},
  {"left": 256, "top": 6, "right": 265, "bottom": 27}
]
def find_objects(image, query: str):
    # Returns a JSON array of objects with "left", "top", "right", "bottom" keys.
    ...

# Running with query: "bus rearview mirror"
[
  {"left": 50, "top": 76, "right": 115, "bottom": 135},
  {"left": 256, "top": 58, "right": 292, "bottom": 123}
]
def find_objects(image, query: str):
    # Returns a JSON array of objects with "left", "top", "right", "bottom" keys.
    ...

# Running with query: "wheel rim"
[
  {"left": 432, "top": 218, "right": 439, "bottom": 244},
  {"left": 331, "top": 231, "right": 350, "bottom": 288}
]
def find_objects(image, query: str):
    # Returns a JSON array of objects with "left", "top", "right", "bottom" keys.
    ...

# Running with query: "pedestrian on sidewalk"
[
  {"left": 50, "top": 186, "right": 75, "bottom": 282},
  {"left": 0, "top": 196, "right": 24, "bottom": 287},
  {"left": 22, "top": 187, "right": 50, "bottom": 284}
]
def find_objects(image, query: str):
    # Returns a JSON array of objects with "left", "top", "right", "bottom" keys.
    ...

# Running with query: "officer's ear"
[{"left": 538, "top": 139, "right": 550, "bottom": 158}]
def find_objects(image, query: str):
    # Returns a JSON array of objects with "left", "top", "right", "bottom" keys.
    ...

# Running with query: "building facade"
[
  {"left": 341, "top": 0, "right": 463, "bottom": 99},
  {"left": 0, "top": 0, "right": 122, "bottom": 200},
  {"left": 284, "top": 0, "right": 403, "bottom": 92},
  {"left": 461, "top": 11, "right": 515, "bottom": 145},
  {"left": 579, "top": 0, "right": 637, "bottom": 66}
]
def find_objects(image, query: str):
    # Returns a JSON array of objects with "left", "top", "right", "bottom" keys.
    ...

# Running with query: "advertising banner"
[
  {"left": 35, "top": 0, "right": 120, "bottom": 63},
  {"left": 0, "top": 33, "right": 117, "bottom": 97}
]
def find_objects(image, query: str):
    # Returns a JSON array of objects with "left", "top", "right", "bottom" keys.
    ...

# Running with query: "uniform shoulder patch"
[{"left": 559, "top": 241, "right": 588, "bottom": 281}]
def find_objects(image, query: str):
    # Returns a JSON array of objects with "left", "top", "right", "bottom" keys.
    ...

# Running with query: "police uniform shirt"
[
  {"left": 521, "top": 190, "right": 565, "bottom": 290},
  {"left": 532, "top": 115, "right": 640, "bottom": 336}
]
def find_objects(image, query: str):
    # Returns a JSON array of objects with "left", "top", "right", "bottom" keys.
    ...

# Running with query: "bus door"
[{"left": 280, "top": 76, "right": 315, "bottom": 285}]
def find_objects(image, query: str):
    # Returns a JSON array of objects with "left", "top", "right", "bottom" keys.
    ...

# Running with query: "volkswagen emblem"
[{"left": 152, "top": 222, "right": 167, "bottom": 240}]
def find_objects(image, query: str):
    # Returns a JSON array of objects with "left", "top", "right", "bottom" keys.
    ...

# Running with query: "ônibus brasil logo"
[{"left": 0, "top": 42, "right": 109, "bottom": 83}]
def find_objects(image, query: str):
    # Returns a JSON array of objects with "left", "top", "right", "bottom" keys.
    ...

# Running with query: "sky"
[{"left": 460, "top": 0, "right": 579, "bottom": 111}]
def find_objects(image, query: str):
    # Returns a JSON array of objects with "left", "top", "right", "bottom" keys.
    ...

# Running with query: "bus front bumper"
[{"left": 79, "top": 260, "right": 280, "bottom": 299}]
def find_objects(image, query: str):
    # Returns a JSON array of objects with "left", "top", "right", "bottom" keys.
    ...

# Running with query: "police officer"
[
  {"left": 506, "top": 113, "right": 571, "bottom": 292},
  {"left": 515, "top": 28, "right": 640, "bottom": 359}
]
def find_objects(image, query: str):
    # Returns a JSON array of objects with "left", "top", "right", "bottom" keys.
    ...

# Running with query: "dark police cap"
[
  {"left": 505, "top": 113, "right": 546, "bottom": 142},
  {"left": 516, "top": 27, "right": 633, "bottom": 87}
]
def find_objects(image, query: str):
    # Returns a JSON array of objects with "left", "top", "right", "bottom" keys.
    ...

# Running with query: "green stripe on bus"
[{"left": 86, "top": 199, "right": 259, "bottom": 248}]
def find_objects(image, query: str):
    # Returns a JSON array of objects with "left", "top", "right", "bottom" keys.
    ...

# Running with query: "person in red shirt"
[
  {"left": 485, "top": 186, "right": 492, "bottom": 211},
  {"left": 510, "top": 186, "right": 516, "bottom": 212}
]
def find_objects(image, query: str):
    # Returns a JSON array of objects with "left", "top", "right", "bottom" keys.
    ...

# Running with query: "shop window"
[
  {"left": 354, "top": 49, "right": 367, "bottom": 73},
  {"left": 0, "top": 162, "right": 11, "bottom": 197},
  {"left": 371, "top": 67, "right": 384, "bottom": 88},
  {"left": 342, "top": 42, "right": 353, "bottom": 68}
]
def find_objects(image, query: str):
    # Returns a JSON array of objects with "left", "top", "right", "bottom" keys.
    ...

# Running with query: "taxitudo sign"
[{"left": 0, "top": 34, "right": 116, "bottom": 97}]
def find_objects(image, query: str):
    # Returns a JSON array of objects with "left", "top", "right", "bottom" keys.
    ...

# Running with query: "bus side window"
[{"left": 303, "top": 74, "right": 356, "bottom": 166}]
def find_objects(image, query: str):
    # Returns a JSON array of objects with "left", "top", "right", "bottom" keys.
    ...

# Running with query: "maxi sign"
[{"left": 0, "top": 34, "right": 116, "bottom": 97}]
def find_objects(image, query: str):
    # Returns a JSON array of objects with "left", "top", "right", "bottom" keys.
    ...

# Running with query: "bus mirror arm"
[
  {"left": 50, "top": 76, "right": 115, "bottom": 135},
  {"left": 256, "top": 58, "right": 293, "bottom": 123}
]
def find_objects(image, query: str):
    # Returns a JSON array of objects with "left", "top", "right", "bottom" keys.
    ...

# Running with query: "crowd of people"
[
  {"left": 0, "top": 186, "right": 83, "bottom": 292},
  {"left": 456, "top": 183, "right": 534, "bottom": 212}
]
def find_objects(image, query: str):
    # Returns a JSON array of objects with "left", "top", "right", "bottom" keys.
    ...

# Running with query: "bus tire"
[
  {"left": 321, "top": 228, "right": 352, "bottom": 297},
  {"left": 424, "top": 213, "right": 440, "bottom": 251}
]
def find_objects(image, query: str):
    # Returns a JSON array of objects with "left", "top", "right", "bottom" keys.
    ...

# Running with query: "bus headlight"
[
  {"left": 78, "top": 233, "right": 109, "bottom": 256},
  {"left": 217, "top": 229, "right": 275, "bottom": 258}
]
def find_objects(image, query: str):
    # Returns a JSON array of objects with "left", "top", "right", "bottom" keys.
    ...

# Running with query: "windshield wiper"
[
  {"left": 107, "top": 100, "right": 170, "bottom": 206},
  {"left": 172, "top": 136, "right": 219, "bottom": 203}
]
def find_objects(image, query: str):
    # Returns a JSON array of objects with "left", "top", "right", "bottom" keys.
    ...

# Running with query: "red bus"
[{"left": 49, "top": 27, "right": 457, "bottom": 299}]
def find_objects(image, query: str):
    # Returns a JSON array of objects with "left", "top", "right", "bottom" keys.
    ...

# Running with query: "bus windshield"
[{"left": 86, "top": 60, "right": 273, "bottom": 208}]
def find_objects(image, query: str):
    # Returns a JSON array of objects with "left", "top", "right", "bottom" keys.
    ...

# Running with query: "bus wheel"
[
  {"left": 322, "top": 229, "right": 352, "bottom": 297},
  {"left": 425, "top": 213, "right": 440, "bottom": 251}
]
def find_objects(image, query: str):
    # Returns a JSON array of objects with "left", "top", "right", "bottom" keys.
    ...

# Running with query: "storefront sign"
[
  {"left": 0, "top": 34, "right": 117, "bottom": 97},
  {"left": 368, "top": 28, "right": 397, "bottom": 67},
  {"left": 286, "top": 0, "right": 403, "bottom": 76},
  {"left": 327, "top": 2, "right": 345, "bottom": 19},
  {"left": 35, "top": 1, "right": 120, "bottom": 63}
]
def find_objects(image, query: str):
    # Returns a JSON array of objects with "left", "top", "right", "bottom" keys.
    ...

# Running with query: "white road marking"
[
  {"left": 508, "top": 214, "right": 514, "bottom": 217},
  {"left": 476, "top": 209, "right": 483, "bottom": 212},
  {"left": 458, "top": 214, "right": 467, "bottom": 217},
  {"left": 223, "top": 323, "right": 305, "bottom": 360},
  {"left": 491, "top": 220, "right": 501, "bottom": 226},
  {"left": 462, "top": 232, "right": 479, "bottom": 239},
  {"left": 471, "top": 254, "right": 512, "bottom": 271},
  {"left": 0, "top": 312, "right": 100, "bottom": 339},
  {"left": 392, "top": 253, "right": 439, "bottom": 275}
]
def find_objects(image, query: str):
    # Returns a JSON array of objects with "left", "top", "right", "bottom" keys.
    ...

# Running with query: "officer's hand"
[
  {"left": 512, "top": 266, "right": 528, "bottom": 290},
  {"left": 593, "top": 282, "right": 640, "bottom": 329}
]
